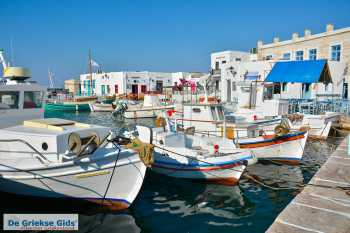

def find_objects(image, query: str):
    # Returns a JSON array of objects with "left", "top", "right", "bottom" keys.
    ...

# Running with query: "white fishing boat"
[
  {"left": 89, "top": 102, "right": 114, "bottom": 112},
  {"left": 170, "top": 103, "right": 309, "bottom": 164},
  {"left": 237, "top": 130, "right": 308, "bottom": 164},
  {"left": 0, "top": 53, "right": 146, "bottom": 210},
  {"left": 0, "top": 118, "right": 146, "bottom": 210},
  {"left": 287, "top": 112, "right": 341, "bottom": 139},
  {"left": 136, "top": 117, "right": 256, "bottom": 185},
  {"left": 113, "top": 95, "right": 173, "bottom": 119}
]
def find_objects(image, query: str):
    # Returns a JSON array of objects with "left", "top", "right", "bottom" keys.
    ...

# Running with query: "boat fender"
[
  {"left": 214, "top": 144, "right": 219, "bottom": 154},
  {"left": 242, "top": 160, "right": 248, "bottom": 167}
]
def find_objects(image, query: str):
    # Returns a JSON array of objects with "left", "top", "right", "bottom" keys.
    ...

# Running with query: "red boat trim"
[
  {"left": 152, "top": 162, "right": 243, "bottom": 171},
  {"left": 239, "top": 134, "right": 305, "bottom": 149}
]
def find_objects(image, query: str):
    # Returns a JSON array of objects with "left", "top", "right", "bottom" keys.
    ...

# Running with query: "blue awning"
[
  {"left": 245, "top": 71, "right": 259, "bottom": 80},
  {"left": 265, "top": 59, "right": 332, "bottom": 83}
]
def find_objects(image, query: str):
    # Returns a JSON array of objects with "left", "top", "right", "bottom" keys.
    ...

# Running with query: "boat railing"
[{"left": 0, "top": 139, "right": 51, "bottom": 164}]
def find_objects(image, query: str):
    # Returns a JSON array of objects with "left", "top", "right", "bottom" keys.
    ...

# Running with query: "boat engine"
[{"left": 112, "top": 101, "right": 128, "bottom": 118}]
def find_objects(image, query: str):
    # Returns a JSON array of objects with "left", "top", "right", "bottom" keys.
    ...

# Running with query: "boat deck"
[{"left": 266, "top": 136, "right": 350, "bottom": 233}]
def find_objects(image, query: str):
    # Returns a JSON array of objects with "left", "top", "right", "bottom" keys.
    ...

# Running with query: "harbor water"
[{"left": 0, "top": 111, "right": 341, "bottom": 233}]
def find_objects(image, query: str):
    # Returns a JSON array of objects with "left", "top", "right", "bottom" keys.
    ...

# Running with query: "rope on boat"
[
  {"left": 101, "top": 141, "right": 121, "bottom": 206},
  {"left": 126, "top": 138, "right": 154, "bottom": 167}
]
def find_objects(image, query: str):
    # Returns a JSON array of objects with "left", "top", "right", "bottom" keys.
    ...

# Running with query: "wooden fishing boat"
[
  {"left": 89, "top": 102, "right": 114, "bottom": 112},
  {"left": 237, "top": 131, "right": 308, "bottom": 165},
  {"left": 136, "top": 121, "right": 256, "bottom": 185},
  {"left": 45, "top": 102, "right": 91, "bottom": 112}
]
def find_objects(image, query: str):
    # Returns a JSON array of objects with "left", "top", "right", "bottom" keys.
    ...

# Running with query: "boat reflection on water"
[
  {"left": 77, "top": 213, "right": 140, "bottom": 233},
  {"left": 132, "top": 171, "right": 256, "bottom": 232},
  {"left": 245, "top": 163, "right": 304, "bottom": 189},
  {"left": 0, "top": 191, "right": 141, "bottom": 233}
]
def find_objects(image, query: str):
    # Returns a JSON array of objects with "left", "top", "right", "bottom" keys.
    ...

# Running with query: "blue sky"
[{"left": 1, "top": 0, "right": 350, "bottom": 86}]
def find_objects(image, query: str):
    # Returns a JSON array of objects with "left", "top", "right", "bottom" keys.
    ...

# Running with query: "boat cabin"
[
  {"left": 180, "top": 103, "right": 259, "bottom": 139},
  {"left": 0, "top": 68, "right": 46, "bottom": 128}
]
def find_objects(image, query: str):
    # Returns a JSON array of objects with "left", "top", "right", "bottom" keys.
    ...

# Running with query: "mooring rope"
[{"left": 101, "top": 142, "right": 121, "bottom": 206}]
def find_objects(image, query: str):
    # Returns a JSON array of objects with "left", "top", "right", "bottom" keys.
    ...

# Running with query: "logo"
[{"left": 3, "top": 214, "right": 78, "bottom": 231}]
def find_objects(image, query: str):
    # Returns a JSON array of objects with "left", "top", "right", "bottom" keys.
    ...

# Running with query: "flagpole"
[{"left": 88, "top": 49, "right": 93, "bottom": 96}]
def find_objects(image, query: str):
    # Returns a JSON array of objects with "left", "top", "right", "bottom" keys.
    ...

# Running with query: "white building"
[
  {"left": 80, "top": 71, "right": 206, "bottom": 97},
  {"left": 214, "top": 54, "right": 347, "bottom": 104},
  {"left": 211, "top": 50, "right": 257, "bottom": 70}
]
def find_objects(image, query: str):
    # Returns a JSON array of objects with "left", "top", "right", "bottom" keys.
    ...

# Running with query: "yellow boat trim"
[{"left": 75, "top": 170, "right": 110, "bottom": 179}]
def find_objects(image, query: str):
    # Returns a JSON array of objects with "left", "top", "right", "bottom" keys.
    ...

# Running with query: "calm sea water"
[{"left": 0, "top": 111, "right": 341, "bottom": 233}]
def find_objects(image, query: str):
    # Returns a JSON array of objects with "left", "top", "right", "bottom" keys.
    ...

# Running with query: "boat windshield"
[
  {"left": 24, "top": 91, "right": 44, "bottom": 108},
  {"left": 0, "top": 91, "right": 19, "bottom": 109}
]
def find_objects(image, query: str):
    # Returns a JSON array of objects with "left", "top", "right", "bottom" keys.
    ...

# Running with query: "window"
[
  {"left": 331, "top": 44, "right": 341, "bottom": 61},
  {"left": 309, "top": 49, "right": 317, "bottom": 60},
  {"left": 92, "top": 80, "right": 96, "bottom": 88},
  {"left": 273, "top": 83, "right": 281, "bottom": 94},
  {"left": 265, "top": 55, "right": 273, "bottom": 60},
  {"left": 282, "top": 82, "right": 287, "bottom": 92},
  {"left": 114, "top": 85, "right": 118, "bottom": 94},
  {"left": 141, "top": 85, "right": 147, "bottom": 93},
  {"left": 303, "top": 83, "right": 310, "bottom": 92},
  {"left": 192, "top": 108, "right": 201, "bottom": 113},
  {"left": 106, "top": 85, "right": 110, "bottom": 94},
  {"left": 0, "top": 91, "right": 19, "bottom": 109},
  {"left": 295, "top": 51, "right": 304, "bottom": 60},
  {"left": 23, "top": 91, "right": 43, "bottom": 109},
  {"left": 235, "top": 58, "right": 241, "bottom": 61},
  {"left": 101, "top": 85, "right": 105, "bottom": 95},
  {"left": 215, "top": 62, "right": 219, "bottom": 70},
  {"left": 282, "top": 53, "right": 290, "bottom": 60},
  {"left": 222, "top": 60, "right": 226, "bottom": 64},
  {"left": 325, "top": 83, "right": 329, "bottom": 92}
]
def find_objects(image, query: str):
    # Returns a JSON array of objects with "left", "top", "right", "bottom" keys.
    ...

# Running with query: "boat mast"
[
  {"left": 88, "top": 49, "right": 93, "bottom": 96},
  {"left": 0, "top": 49, "right": 8, "bottom": 70}
]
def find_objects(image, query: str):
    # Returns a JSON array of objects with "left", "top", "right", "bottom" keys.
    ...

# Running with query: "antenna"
[
  {"left": 48, "top": 68, "right": 55, "bottom": 88},
  {"left": 10, "top": 38, "right": 14, "bottom": 66}
]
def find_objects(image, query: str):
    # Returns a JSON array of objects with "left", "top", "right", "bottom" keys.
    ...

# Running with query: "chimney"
[
  {"left": 326, "top": 24, "right": 334, "bottom": 32},
  {"left": 273, "top": 37, "right": 280, "bottom": 43},
  {"left": 292, "top": 33, "right": 299, "bottom": 41},
  {"left": 304, "top": 29, "right": 311, "bottom": 38},
  {"left": 257, "top": 40, "right": 263, "bottom": 48}
]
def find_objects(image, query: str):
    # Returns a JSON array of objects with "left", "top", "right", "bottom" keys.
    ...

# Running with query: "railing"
[
  {"left": 0, "top": 139, "right": 51, "bottom": 164},
  {"left": 286, "top": 98, "right": 350, "bottom": 115}
]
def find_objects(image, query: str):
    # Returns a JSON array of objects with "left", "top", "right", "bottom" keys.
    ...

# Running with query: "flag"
[{"left": 91, "top": 59, "right": 100, "bottom": 67}]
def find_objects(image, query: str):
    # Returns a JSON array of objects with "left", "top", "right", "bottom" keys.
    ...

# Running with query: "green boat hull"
[{"left": 45, "top": 103, "right": 91, "bottom": 112}]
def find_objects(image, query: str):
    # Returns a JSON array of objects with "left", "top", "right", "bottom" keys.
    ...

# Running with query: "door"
[
  {"left": 156, "top": 81, "right": 163, "bottom": 93},
  {"left": 343, "top": 83, "right": 348, "bottom": 99},
  {"left": 132, "top": 84, "right": 138, "bottom": 94},
  {"left": 114, "top": 85, "right": 118, "bottom": 94},
  {"left": 302, "top": 83, "right": 311, "bottom": 99}
]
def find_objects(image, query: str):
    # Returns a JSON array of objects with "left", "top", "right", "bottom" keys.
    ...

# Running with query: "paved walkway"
[{"left": 267, "top": 137, "right": 350, "bottom": 233}]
